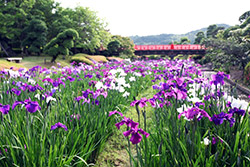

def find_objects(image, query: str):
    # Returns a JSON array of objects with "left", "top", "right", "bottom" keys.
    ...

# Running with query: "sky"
[{"left": 55, "top": 0, "right": 250, "bottom": 37}]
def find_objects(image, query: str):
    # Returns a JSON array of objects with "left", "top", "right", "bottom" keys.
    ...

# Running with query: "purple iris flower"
[
  {"left": 123, "top": 126, "right": 150, "bottom": 144},
  {"left": 148, "top": 98, "right": 156, "bottom": 108},
  {"left": 212, "top": 137, "right": 223, "bottom": 145},
  {"left": 210, "top": 71, "right": 230, "bottom": 85},
  {"left": 42, "top": 78, "right": 65, "bottom": 88},
  {"left": 115, "top": 117, "right": 139, "bottom": 130},
  {"left": 75, "top": 96, "right": 84, "bottom": 102},
  {"left": 92, "top": 100, "right": 99, "bottom": 105},
  {"left": 174, "top": 88, "right": 188, "bottom": 100},
  {"left": 0, "top": 104, "right": 10, "bottom": 114},
  {"left": 108, "top": 110, "right": 123, "bottom": 117},
  {"left": 211, "top": 112, "right": 235, "bottom": 127},
  {"left": 226, "top": 101, "right": 231, "bottom": 108},
  {"left": 27, "top": 84, "right": 44, "bottom": 92},
  {"left": 12, "top": 98, "right": 41, "bottom": 113},
  {"left": 96, "top": 74, "right": 102, "bottom": 79},
  {"left": 195, "top": 102, "right": 205, "bottom": 108},
  {"left": 11, "top": 88, "right": 21, "bottom": 96},
  {"left": 130, "top": 97, "right": 148, "bottom": 108},
  {"left": 82, "top": 89, "right": 93, "bottom": 98},
  {"left": 228, "top": 107, "right": 246, "bottom": 116},
  {"left": 204, "top": 95, "right": 211, "bottom": 101},
  {"left": 84, "top": 74, "right": 93, "bottom": 79},
  {"left": 50, "top": 122, "right": 68, "bottom": 131},
  {"left": 66, "top": 76, "right": 75, "bottom": 82},
  {"left": 42, "top": 78, "right": 54, "bottom": 84},
  {"left": 178, "top": 107, "right": 212, "bottom": 121}
]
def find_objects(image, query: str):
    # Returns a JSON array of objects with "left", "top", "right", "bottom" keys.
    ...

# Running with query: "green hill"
[{"left": 130, "top": 24, "right": 230, "bottom": 45}]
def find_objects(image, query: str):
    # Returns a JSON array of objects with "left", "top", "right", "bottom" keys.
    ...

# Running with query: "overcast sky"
[{"left": 55, "top": 0, "right": 250, "bottom": 37}]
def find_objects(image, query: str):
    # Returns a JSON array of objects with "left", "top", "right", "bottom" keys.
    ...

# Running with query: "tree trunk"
[{"left": 51, "top": 56, "right": 57, "bottom": 63}]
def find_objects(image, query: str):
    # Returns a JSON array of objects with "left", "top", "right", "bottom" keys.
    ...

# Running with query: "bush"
[
  {"left": 86, "top": 55, "right": 108, "bottom": 63},
  {"left": 198, "top": 55, "right": 211, "bottom": 65},
  {"left": 189, "top": 54, "right": 203, "bottom": 61},
  {"left": 70, "top": 56, "right": 94, "bottom": 65}
]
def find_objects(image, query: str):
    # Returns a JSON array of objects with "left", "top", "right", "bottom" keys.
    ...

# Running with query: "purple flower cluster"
[
  {"left": 178, "top": 107, "right": 212, "bottom": 121},
  {"left": 12, "top": 98, "right": 41, "bottom": 113},
  {"left": 50, "top": 122, "right": 68, "bottom": 131},
  {"left": 0, "top": 103, "right": 10, "bottom": 115},
  {"left": 210, "top": 71, "right": 230, "bottom": 85},
  {"left": 75, "top": 88, "right": 108, "bottom": 106},
  {"left": 211, "top": 112, "right": 235, "bottom": 127},
  {"left": 109, "top": 110, "right": 149, "bottom": 144}
]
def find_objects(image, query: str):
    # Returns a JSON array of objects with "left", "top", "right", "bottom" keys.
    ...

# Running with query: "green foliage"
[
  {"left": 0, "top": 0, "right": 110, "bottom": 56},
  {"left": 44, "top": 29, "right": 79, "bottom": 62},
  {"left": 206, "top": 24, "right": 225, "bottom": 38},
  {"left": 223, "top": 25, "right": 240, "bottom": 39},
  {"left": 107, "top": 40, "right": 121, "bottom": 56},
  {"left": 194, "top": 31, "right": 205, "bottom": 44},
  {"left": 239, "top": 10, "right": 250, "bottom": 23},
  {"left": 22, "top": 18, "right": 48, "bottom": 55},
  {"left": 180, "top": 37, "right": 190, "bottom": 44},
  {"left": 174, "top": 54, "right": 187, "bottom": 60},
  {"left": 70, "top": 55, "right": 94, "bottom": 65},
  {"left": 107, "top": 35, "right": 135, "bottom": 57},
  {"left": 188, "top": 54, "right": 203, "bottom": 61}
]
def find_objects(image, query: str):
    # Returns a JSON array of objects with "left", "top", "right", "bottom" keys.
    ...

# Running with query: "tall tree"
[
  {"left": 70, "top": 7, "right": 111, "bottom": 53},
  {"left": 194, "top": 31, "right": 205, "bottom": 44},
  {"left": 206, "top": 24, "right": 225, "bottom": 38},
  {"left": 239, "top": 10, "right": 250, "bottom": 23},
  {"left": 107, "top": 35, "right": 135, "bottom": 56},
  {"left": 43, "top": 29, "right": 79, "bottom": 62},
  {"left": 22, "top": 18, "right": 48, "bottom": 55}
]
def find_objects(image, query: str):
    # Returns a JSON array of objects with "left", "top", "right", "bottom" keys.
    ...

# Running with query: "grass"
[
  {"left": 0, "top": 55, "right": 71, "bottom": 69},
  {"left": 0, "top": 53, "right": 125, "bottom": 70},
  {"left": 95, "top": 79, "right": 159, "bottom": 167},
  {"left": 0, "top": 60, "right": 26, "bottom": 70}
]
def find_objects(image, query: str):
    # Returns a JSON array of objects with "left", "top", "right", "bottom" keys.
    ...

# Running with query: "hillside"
[{"left": 130, "top": 24, "right": 230, "bottom": 45}]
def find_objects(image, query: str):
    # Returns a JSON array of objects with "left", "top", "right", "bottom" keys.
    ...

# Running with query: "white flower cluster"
[{"left": 95, "top": 68, "right": 136, "bottom": 97}]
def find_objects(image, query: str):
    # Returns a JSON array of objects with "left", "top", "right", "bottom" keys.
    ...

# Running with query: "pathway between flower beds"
[{"left": 95, "top": 84, "right": 155, "bottom": 166}]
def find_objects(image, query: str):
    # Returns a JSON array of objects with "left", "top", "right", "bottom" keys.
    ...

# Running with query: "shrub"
[
  {"left": 70, "top": 56, "right": 94, "bottom": 65},
  {"left": 86, "top": 55, "right": 108, "bottom": 63}
]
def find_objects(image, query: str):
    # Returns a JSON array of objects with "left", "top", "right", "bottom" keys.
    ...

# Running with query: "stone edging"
[
  {"left": 224, "top": 78, "right": 250, "bottom": 96},
  {"left": 201, "top": 68, "right": 250, "bottom": 96}
]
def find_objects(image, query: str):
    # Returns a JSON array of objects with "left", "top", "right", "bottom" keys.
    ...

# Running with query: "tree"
[
  {"left": 22, "top": 18, "right": 48, "bottom": 55},
  {"left": 107, "top": 40, "right": 121, "bottom": 56},
  {"left": 68, "top": 7, "right": 111, "bottom": 54},
  {"left": 43, "top": 29, "right": 79, "bottom": 63},
  {"left": 0, "top": 1, "right": 31, "bottom": 51},
  {"left": 180, "top": 37, "right": 190, "bottom": 44},
  {"left": 194, "top": 31, "right": 205, "bottom": 44},
  {"left": 239, "top": 10, "right": 250, "bottom": 23},
  {"left": 206, "top": 24, "right": 225, "bottom": 38},
  {"left": 107, "top": 35, "right": 135, "bottom": 57},
  {"left": 203, "top": 36, "right": 250, "bottom": 74},
  {"left": 223, "top": 25, "right": 240, "bottom": 39}
]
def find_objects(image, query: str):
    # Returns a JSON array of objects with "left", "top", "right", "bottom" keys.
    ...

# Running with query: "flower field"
[{"left": 0, "top": 59, "right": 249, "bottom": 166}]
